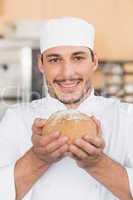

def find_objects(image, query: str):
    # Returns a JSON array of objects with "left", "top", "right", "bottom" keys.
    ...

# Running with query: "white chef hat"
[{"left": 40, "top": 17, "right": 95, "bottom": 53}]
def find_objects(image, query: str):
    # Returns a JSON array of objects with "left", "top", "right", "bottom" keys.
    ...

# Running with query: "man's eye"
[
  {"left": 48, "top": 58, "right": 61, "bottom": 63},
  {"left": 73, "top": 56, "right": 85, "bottom": 61}
]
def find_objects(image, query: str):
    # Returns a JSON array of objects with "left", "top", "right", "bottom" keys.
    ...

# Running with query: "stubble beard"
[{"left": 46, "top": 79, "right": 92, "bottom": 106}]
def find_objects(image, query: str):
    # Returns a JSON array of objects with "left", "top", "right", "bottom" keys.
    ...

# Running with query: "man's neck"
[{"left": 65, "top": 88, "right": 92, "bottom": 109}]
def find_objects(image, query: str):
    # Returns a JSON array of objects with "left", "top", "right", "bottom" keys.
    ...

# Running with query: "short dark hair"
[{"left": 88, "top": 48, "right": 94, "bottom": 62}]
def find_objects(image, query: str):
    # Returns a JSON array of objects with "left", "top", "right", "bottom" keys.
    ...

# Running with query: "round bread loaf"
[{"left": 42, "top": 109, "right": 99, "bottom": 144}]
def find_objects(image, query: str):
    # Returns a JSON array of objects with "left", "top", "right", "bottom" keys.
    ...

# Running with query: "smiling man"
[
  {"left": 39, "top": 46, "right": 96, "bottom": 108},
  {"left": 0, "top": 17, "right": 133, "bottom": 200}
]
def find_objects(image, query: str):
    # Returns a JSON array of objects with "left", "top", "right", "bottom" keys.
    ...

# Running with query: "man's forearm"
[
  {"left": 15, "top": 148, "right": 49, "bottom": 200},
  {"left": 87, "top": 154, "right": 132, "bottom": 200}
]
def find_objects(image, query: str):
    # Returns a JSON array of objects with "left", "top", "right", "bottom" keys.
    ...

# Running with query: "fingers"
[
  {"left": 34, "top": 118, "right": 47, "bottom": 127},
  {"left": 45, "top": 136, "right": 68, "bottom": 153},
  {"left": 31, "top": 116, "right": 104, "bottom": 166},
  {"left": 69, "top": 138, "right": 104, "bottom": 163},
  {"left": 39, "top": 132, "right": 61, "bottom": 146},
  {"left": 91, "top": 116, "right": 102, "bottom": 135},
  {"left": 32, "top": 118, "right": 47, "bottom": 135},
  {"left": 33, "top": 142, "right": 68, "bottom": 163},
  {"left": 83, "top": 135, "right": 105, "bottom": 149},
  {"left": 35, "top": 136, "right": 68, "bottom": 154},
  {"left": 69, "top": 144, "right": 87, "bottom": 160},
  {"left": 32, "top": 131, "right": 60, "bottom": 147},
  {"left": 31, "top": 118, "right": 69, "bottom": 164},
  {"left": 74, "top": 138, "right": 102, "bottom": 156},
  {"left": 68, "top": 134, "right": 105, "bottom": 162},
  {"left": 50, "top": 144, "right": 68, "bottom": 161},
  {"left": 91, "top": 116, "right": 100, "bottom": 127},
  {"left": 32, "top": 133, "right": 42, "bottom": 147}
]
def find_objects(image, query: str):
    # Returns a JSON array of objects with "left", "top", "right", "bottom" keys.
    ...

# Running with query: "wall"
[
  {"left": 0, "top": 0, "right": 4, "bottom": 15},
  {"left": 0, "top": 0, "right": 133, "bottom": 60}
]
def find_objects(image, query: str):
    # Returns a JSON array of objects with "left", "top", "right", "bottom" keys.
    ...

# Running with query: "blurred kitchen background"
[{"left": 0, "top": 0, "right": 133, "bottom": 119}]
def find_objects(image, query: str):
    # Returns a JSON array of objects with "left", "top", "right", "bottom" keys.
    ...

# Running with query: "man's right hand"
[
  {"left": 31, "top": 118, "right": 69, "bottom": 165},
  {"left": 15, "top": 118, "right": 68, "bottom": 200}
]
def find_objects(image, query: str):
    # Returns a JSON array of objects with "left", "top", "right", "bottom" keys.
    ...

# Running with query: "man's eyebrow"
[
  {"left": 45, "top": 54, "right": 61, "bottom": 58},
  {"left": 72, "top": 51, "right": 88, "bottom": 56},
  {"left": 45, "top": 51, "right": 88, "bottom": 58}
]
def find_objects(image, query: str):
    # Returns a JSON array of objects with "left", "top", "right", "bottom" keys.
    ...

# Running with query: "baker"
[{"left": 0, "top": 17, "right": 133, "bottom": 200}]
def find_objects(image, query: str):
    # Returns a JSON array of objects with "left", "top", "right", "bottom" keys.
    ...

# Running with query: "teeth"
[
  {"left": 61, "top": 84, "right": 76, "bottom": 87},
  {"left": 58, "top": 81, "right": 79, "bottom": 88}
]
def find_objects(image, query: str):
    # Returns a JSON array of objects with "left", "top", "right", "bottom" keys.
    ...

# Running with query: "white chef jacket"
[{"left": 0, "top": 89, "right": 133, "bottom": 200}]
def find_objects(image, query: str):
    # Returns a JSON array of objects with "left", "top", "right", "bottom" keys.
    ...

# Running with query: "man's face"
[{"left": 38, "top": 46, "right": 97, "bottom": 105}]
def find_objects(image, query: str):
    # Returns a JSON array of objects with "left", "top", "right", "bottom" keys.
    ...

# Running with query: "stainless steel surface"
[
  {"left": 21, "top": 47, "right": 32, "bottom": 102},
  {"left": 0, "top": 39, "right": 40, "bottom": 119}
]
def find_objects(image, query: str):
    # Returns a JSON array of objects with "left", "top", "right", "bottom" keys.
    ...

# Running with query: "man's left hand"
[{"left": 68, "top": 117, "right": 105, "bottom": 170}]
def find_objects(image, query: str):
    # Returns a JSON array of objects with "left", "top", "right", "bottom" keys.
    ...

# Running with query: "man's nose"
[{"left": 61, "top": 61, "right": 75, "bottom": 79}]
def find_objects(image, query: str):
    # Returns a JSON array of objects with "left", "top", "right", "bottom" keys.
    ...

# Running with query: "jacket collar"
[{"left": 45, "top": 88, "right": 96, "bottom": 112}]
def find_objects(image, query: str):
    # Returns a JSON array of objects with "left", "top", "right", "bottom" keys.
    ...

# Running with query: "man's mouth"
[{"left": 55, "top": 80, "right": 82, "bottom": 90}]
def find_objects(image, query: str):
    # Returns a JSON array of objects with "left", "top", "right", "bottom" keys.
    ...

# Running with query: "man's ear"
[
  {"left": 92, "top": 51, "right": 98, "bottom": 72},
  {"left": 37, "top": 54, "right": 45, "bottom": 74}
]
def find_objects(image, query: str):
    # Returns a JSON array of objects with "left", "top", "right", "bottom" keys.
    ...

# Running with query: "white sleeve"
[
  {"left": 0, "top": 162, "right": 32, "bottom": 200},
  {"left": 0, "top": 163, "right": 16, "bottom": 199},
  {"left": 124, "top": 106, "right": 133, "bottom": 198},
  {"left": 125, "top": 168, "right": 133, "bottom": 197},
  {"left": 125, "top": 147, "right": 133, "bottom": 197},
  {"left": 0, "top": 108, "right": 33, "bottom": 200}
]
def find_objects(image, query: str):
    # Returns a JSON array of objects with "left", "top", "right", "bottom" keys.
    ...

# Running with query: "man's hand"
[
  {"left": 68, "top": 116, "right": 105, "bottom": 170},
  {"left": 31, "top": 118, "right": 69, "bottom": 165}
]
